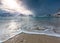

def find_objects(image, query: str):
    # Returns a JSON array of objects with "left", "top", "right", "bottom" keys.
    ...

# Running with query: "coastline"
[
  {"left": 3, "top": 33, "right": 60, "bottom": 43},
  {"left": 0, "top": 17, "right": 60, "bottom": 43}
]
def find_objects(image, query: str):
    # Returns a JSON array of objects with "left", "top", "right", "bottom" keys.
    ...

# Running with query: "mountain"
[
  {"left": 53, "top": 12, "right": 60, "bottom": 17},
  {"left": 0, "top": 9, "right": 17, "bottom": 17}
]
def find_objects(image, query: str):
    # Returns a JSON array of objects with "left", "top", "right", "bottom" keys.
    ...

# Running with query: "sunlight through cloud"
[{"left": 1, "top": 0, "right": 33, "bottom": 15}]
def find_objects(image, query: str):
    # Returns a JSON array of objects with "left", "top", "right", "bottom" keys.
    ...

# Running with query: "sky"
[
  {"left": 22, "top": 0, "right": 60, "bottom": 16},
  {"left": 0, "top": 0, "right": 60, "bottom": 16},
  {"left": 0, "top": 0, "right": 33, "bottom": 15}
]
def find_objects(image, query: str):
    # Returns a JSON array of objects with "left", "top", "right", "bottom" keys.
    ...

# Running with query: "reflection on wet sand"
[
  {"left": 0, "top": 17, "right": 60, "bottom": 42},
  {"left": 0, "top": 18, "right": 22, "bottom": 42}
]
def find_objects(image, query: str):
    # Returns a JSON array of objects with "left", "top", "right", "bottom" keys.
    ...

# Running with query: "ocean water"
[{"left": 0, "top": 16, "right": 60, "bottom": 42}]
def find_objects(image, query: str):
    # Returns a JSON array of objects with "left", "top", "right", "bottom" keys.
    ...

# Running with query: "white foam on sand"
[
  {"left": 22, "top": 28, "right": 60, "bottom": 37},
  {"left": 0, "top": 17, "right": 60, "bottom": 43},
  {"left": 0, "top": 30, "right": 22, "bottom": 43},
  {"left": 0, "top": 27, "right": 60, "bottom": 43}
]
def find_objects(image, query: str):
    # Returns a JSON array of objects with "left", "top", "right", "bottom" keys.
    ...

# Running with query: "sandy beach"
[{"left": 3, "top": 33, "right": 60, "bottom": 43}]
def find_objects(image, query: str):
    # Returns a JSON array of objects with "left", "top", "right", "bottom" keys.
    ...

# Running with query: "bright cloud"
[{"left": 1, "top": 0, "right": 33, "bottom": 15}]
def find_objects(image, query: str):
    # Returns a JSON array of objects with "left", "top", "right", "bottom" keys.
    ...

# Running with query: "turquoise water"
[
  {"left": 22, "top": 17, "right": 60, "bottom": 29},
  {"left": 0, "top": 16, "right": 60, "bottom": 42}
]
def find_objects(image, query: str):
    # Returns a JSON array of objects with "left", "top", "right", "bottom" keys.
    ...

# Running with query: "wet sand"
[{"left": 3, "top": 33, "right": 60, "bottom": 43}]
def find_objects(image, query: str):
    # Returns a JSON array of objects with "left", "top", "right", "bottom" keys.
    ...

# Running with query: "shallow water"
[{"left": 0, "top": 16, "right": 60, "bottom": 42}]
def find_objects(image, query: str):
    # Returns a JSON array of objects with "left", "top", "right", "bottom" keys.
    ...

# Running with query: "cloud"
[
  {"left": 22, "top": 0, "right": 60, "bottom": 16},
  {"left": 0, "top": 0, "right": 33, "bottom": 15},
  {"left": 0, "top": 0, "right": 60, "bottom": 16}
]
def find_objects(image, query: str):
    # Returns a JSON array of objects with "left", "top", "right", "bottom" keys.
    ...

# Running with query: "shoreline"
[
  {"left": 3, "top": 33, "right": 60, "bottom": 43},
  {"left": 1, "top": 28, "right": 60, "bottom": 43}
]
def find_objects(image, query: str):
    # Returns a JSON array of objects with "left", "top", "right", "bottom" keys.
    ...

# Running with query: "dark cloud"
[{"left": 22, "top": 0, "right": 60, "bottom": 16}]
